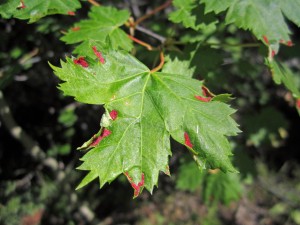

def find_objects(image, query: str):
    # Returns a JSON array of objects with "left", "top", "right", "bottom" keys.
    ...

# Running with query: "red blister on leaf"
[
  {"left": 73, "top": 57, "right": 89, "bottom": 68},
  {"left": 263, "top": 35, "right": 269, "bottom": 45},
  {"left": 90, "top": 128, "right": 111, "bottom": 147},
  {"left": 296, "top": 99, "right": 300, "bottom": 109},
  {"left": 286, "top": 40, "right": 293, "bottom": 47},
  {"left": 68, "top": 11, "right": 76, "bottom": 16},
  {"left": 124, "top": 172, "right": 145, "bottom": 198},
  {"left": 195, "top": 95, "right": 212, "bottom": 102},
  {"left": 71, "top": 26, "right": 80, "bottom": 31},
  {"left": 271, "top": 50, "right": 276, "bottom": 58},
  {"left": 202, "top": 86, "right": 214, "bottom": 98},
  {"left": 109, "top": 110, "right": 118, "bottom": 120},
  {"left": 184, "top": 132, "right": 193, "bottom": 148},
  {"left": 18, "top": 0, "right": 26, "bottom": 9},
  {"left": 92, "top": 46, "right": 105, "bottom": 64}
]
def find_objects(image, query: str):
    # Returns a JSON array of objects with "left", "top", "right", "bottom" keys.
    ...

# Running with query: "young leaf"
[
  {"left": 0, "top": 0, "right": 81, "bottom": 23},
  {"left": 51, "top": 43, "right": 240, "bottom": 197},
  {"left": 61, "top": 6, "right": 133, "bottom": 51}
]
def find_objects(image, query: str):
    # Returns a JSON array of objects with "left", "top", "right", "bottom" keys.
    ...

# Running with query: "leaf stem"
[
  {"left": 170, "top": 41, "right": 260, "bottom": 48},
  {"left": 134, "top": 0, "right": 172, "bottom": 25},
  {"left": 128, "top": 35, "right": 154, "bottom": 50},
  {"left": 208, "top": 42, "right": 260, "bottom": 48},
  {"left": 150, "top": 51, "right": 165, "bottom": 73},
  {"left": 87, "top": 0, "right": 100, "bottom": 6}
]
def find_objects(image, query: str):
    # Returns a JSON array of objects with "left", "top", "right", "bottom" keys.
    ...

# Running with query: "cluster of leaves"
[{"left": 1, "top": 0, "right": 300, "bottom": 200}]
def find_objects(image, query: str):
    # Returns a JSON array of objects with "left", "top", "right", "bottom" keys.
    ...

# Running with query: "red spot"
[
  {"left": 109, "top": 110, "right": 118, "bottom": 120},
  {"left": 271, "top": 50, "right": 276, "bottom": 58},
  {"left": 73, "top": 56, "right": 89, "bottom": 68},
  {"left": 90, "top": 128, "right": 111, "bottom": 147},
  {"left": 184, "top": 132, "right": 193, "bottom": 148},
  {"left": 202, "top": 86, "right": 214, "bottom": 98},
  {"left": 263, "top": 35, "right": 269, "bottom": 45},
  {"left": 124, "top": 172, "right": 145, "bottom": 198},
  {"left": 296, "top": 99, "right": 300, "bottom": 109},
  {"left": 68, "top": 11, "right": 75, "bottom": 16},
  {"left": 279, "top": 39, "right": 285, "bottom": 43},
  {"left": 92, "top": 46, "right": 105, "bottom": 64},
  {"left": 195, "top": 95, "right": 211, "bottom": 102},
  {"left": 287, "top": 40, "right": 293, "bottom": 47},
  {"left": 71, "top": 26, "right": 80, "bottom": 31},
  {"left": 18, "top": 0, "right": 26, "bottom": 9}
]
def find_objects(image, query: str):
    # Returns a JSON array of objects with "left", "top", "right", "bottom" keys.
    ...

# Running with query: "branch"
[
  {"left": 0, "top": 90, "right": 46, "bottom": 161},
  {"left": 135, "top": 0, "right": 172, "bottom": 25}
]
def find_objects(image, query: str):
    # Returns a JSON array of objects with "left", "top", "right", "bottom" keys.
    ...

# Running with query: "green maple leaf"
[
  {"left": 61, "top": 6, "right": 133, "bottom": 52},
  {"left": 200, "top": 0, "right": 300, "bottom": 51},
  {"left": 169, "top": 0, "right": 217, "bottom": 31},
  {"left": 0, "top": 0, "right": 81, "bottom": 23},
  {"left": 266, "top": 59, "right": 300, "bottom": 99},
  {"left": 51, "top": 41, "right": 239, "bottom": 197}
]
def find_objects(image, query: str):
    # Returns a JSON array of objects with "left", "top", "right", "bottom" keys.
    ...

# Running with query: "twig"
[
  {"left": 150, "top": 51, "right": 164, "bottom": 73},
  {"left": 128, "top": 34, "right": 154, "bottom": 50},
  {"left": 87, "top": 0, "right": 100, "bottom": 6},
  {"left": 135, "top": 0, "right": 172, "bottom": 25},
  {"left": 0, "top": 90, "right": 46, "bottom": 161},
  {"left": 135, "top": 25, "right": 166, "bottom": 43},
  {"left": 207, "top": 42, "right": 261, "bottom": 48},
  {"left": 18, "top": 48, "right": 39, "bottom": 65}
]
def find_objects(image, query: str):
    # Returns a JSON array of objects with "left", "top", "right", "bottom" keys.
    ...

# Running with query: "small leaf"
[{"left": 61, "top": 6, "right": 133, "bottom": 51}]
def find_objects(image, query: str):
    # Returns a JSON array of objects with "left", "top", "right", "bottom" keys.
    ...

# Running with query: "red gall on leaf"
[
  {"left": 68, "top": 11, "right": 76, "bottom": 16},
  {"left": 296, "top": 99, "right": 300, "bottom": 109},
  {"left": 280, "top": 39, "right": 294, "bottom": 47},
  {"left": 202, "top": 86, "right": 214, "bottom": 98},
  {"left": 263, "top": 35, "right": 269, "bottom": 45},
  {"left": 71, "top": 26, "right": 80, "bottom": 31},
  {"left": 286, "top": 40, "right": 293, "bottom": 47},
  {"left": 124, "top": 172, "right": 145, "bottom": 198},
  {"left": 73, "top": 57, "right": 89, "bottom": 68},
  {"left": 17, "top": 0, "right": 26, "bottom": 9},
  {"left": 271, "top": 50, "right": 276, "bottom": 58},
  {"left": 195, "top": 95, "right": 212, "bottom": 102},
  {"left": 109, "top": 110, "right": 118, "bottom": 120},
  {"left": 90, "top": 128, "right": 111, "bottom": 147},
  {"left": 92, "top": 46, "right": 105, "bottom": 64},
  {"left": 184, "top": 132, "right": 193, "bottom": 148}
]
